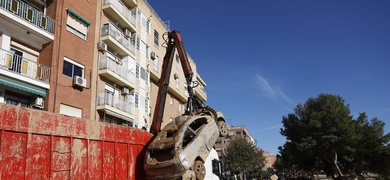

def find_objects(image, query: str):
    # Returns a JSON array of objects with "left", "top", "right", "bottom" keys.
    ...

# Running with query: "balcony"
[
  {"left": 122, "top": 0, "right": 137, "bottom": 8},
  {"left": 96, "top": 90, "right": 134, "bottom": 121},
  {"left": 0, "top": 0, "right": 55, "bottom": 50},
  {"left": 194, "top": 86, "right": 207, "bottom": 102},
  {"left": 0, "top": 48, "right": 50, "bottom": 89},
  {"left": 194, "top": 75, "right": 207, "bottom": 101},
  {"left": 102, "top": 0, "right": 136, "bottom": 32},
  {"left": 98, "top": 54, "right": 135, "bottom": 89},
  {"left": 101, "top": 23, "right": 135, "bottom": 57},
  {"left": 167, "top": 85, "right": 187, "bottom": 103}
]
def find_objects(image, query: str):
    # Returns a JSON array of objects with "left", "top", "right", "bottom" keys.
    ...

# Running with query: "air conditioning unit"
[
  {"left": 32, "top": 97, "right": 44, "bottom": 109},
  {"left": 97, "top": 41, "right": 107, "bottom": 52},
  {"left": 150, "top": 51, "right": 156, "bottom": 60},
  {"left": 123, "top": 28, "right": 131, "bottom": 38},
  {"left": 122, "top": 87, "right": 130, "bottom": 95},
  {"left": 73, "top": 76, "right": 87, "bottom": 88}
]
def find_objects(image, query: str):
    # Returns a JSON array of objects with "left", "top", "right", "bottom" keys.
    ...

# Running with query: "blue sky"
[{"left": 148, "top": 0, "right": 390, "bottom": 155}]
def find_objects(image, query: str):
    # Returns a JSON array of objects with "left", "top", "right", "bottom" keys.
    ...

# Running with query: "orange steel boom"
[{"left": 150, "top": 30, "right": 206, "bottom": 135}]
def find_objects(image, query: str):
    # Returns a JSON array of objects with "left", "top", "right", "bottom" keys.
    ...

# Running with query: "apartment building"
[
  {"left": 215, "top": 126, "right": 255, "bottom": 158},
  {"left": 262, "top": 151, "right": 276, "bottom": 171},
  {"left": 0, "top": 0, "right": 207, "bottom": 131},
  {"left": 0, "top": 0, "right": 97, "bottom": 119}
]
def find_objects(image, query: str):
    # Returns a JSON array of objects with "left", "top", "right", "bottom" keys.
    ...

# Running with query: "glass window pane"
[
  {"left": 63, "top": 60, "right": 73, "bottom": 77},
  {"left": 73, "top": 65, "right": 83, "bottom": 77},
  {"left": 135, "top": 94, "right": 139, "bottom": 108},
  {"left": 136, "top": 65, "right": 139, "bottom": 78}
]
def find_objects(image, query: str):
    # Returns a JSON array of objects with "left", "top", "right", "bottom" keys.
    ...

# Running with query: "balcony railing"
[
  {"left": 99, "top": 54, "right": 135, "bottom": 86},
  {"left": 102, "top": 0, "right": 136, "bottom": 27},
  {"left": 0, "top": 0, "right": 55, "bottom": 34},
  {"left": 101, "top": 23, "right": 135, "bottom": 55},
  {"left": 0, "top": 48, "right": 50, "bottom": 83},
  {"left": 199, "top": 86, "right": 206, "bottom": 94},
  {"left": 97, "top": 90, "right": 134, "bottom": 115}
]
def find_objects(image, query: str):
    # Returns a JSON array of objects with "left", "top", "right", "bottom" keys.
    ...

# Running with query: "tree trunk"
[
  {"left": 239, "top": 172, "right": 244, "bottom": 180},
  {"left": 334, "top": 152, "right": 344, "bottom": 176},
  {"left": 330, "top": 152, "right": 344, "bottom": 177}
]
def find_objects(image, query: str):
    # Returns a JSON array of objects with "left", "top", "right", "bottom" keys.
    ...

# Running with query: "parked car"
[{"left": 144, "top": 114, "right": 220, "bottom": 180}]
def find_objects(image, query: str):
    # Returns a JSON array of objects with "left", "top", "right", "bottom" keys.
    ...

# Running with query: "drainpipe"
[{"left": 52, "top": 0, "right": 65, "bottom": 113}]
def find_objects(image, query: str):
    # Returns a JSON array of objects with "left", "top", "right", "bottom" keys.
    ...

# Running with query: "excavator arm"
[
  {"left": 145, "top": 30, "right": 228, "bottom": 180},
  {"left": 150, "top": 30, "right": 212, "bottom": 135}
]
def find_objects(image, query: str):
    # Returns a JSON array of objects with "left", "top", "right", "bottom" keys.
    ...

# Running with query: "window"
[
  {"left": 140, "top": 67, "right": 148, "bottom": 81},
  {"left": 146, "top": 19, "right": 150, "bottom": 33},
  {"left": 146, "top": 45, "right": 150, "bottom": 58},
  {"left": 179, "top": 103, "right": 182, "bottom": 112},
  {"left": 130, "top": 35, "right": 136, "bottom": 47},
  {"left": 137, "top": 10, "right": 141, "bottom": 24},
  {"left": 154, "top": 30, "right": 159, "bottom": 46},
  {"left": 63, "top": 57, "right": 84, "bottom": 78},
  {"left": 212, "top": 160, "right": 221, "bottom": 176},
  {"left": 176, "top": 55, "right": 180, "bottom": 69},
  {"left": 153, "top": 55, "right": 159, "bottom": 72},
  {"left": 66, "top": 9, "right": 90, "bottom": 40},
  {"left": 143, "top": 68, "right": 148, "bottom": 81},
  {"left": 136, "top": 36, "right": 140, "bottom": 50},
  {"left": 136, "top": 64, "right": 140, "bottom": 78},
  {"left": 4, "top": 90, "right": 30, "bottom": 107},
  {"left": 138, "top": 10, "right": 150, "bottom": 33},
  {"left": 123, "top": 121, "right": 133, "bottom": 127},
  {"left": 9, "top": 48, "right": 22, "bottom": 73},
  {"left": 135, "top": 93, "right": 139, "bottom": 108},
  {"left": 170, "top": 96, "right": 173, "bottom": 105},
  {"left": 60, "top": 104, "right": 82, "bottom": 118},
  {"left": 126, "top": 56, "right": 136, "bottom": 74},
  {"left": 145, "top": 98, "right": 148, "bottom": 113},
  {"left": 183, "top": 118, "right": 207, "bottom": 148},
  {"left": 175, "top": 78, "right": 179, "bottom": 90}
]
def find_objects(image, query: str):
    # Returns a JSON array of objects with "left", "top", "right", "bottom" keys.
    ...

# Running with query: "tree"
[
  {"left": 279, "top": 94, "right": 390, "bottom": 179},
  {"left": 274, "top": 144, "right": 305, "bottom": 178},
  {"left": 352, "top": 113, "right": 390, "bottom": 176},
  {"left": 224, "top": 137, "right": 265, "bottom": 179}
]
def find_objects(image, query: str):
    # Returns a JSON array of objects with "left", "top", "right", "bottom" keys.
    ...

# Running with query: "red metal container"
[{"left": 0, "top": 104, "right": 152, "bottom": 179}]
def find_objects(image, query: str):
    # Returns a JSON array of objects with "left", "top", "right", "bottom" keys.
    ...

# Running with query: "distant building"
[
  {"left": 214, "top": 126, "right": 255, "bottom": 158},
  {"left": 262, "top": 151, "right": 276, "bottom": 170},
  {"left": 215, "top": 125, "right": 276, "bottom": 172}
]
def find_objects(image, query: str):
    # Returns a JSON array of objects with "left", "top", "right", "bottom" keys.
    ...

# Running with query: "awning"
[
  {"left": 0, "top": 75, "right": 46, "bottom": 97},
  {"left": 105, "top": 109, "right": 134, "bottom": 122},
  {"left": 66, "top": 8, "right": 91, "bottom": 26}
]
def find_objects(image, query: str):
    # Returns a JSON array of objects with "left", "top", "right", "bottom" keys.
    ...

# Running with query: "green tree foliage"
[
  {"left": 273, "top": 144, "right": 305, "bottom": 178},
  {"left": 278, "top": 94, "right": 390, "bottom": 179},
  {"left": 224, "top": 137, "right": 265, "bottom": 178},
  {"left": 353, "top": 113, "right": 390, "bottom": 176}
]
